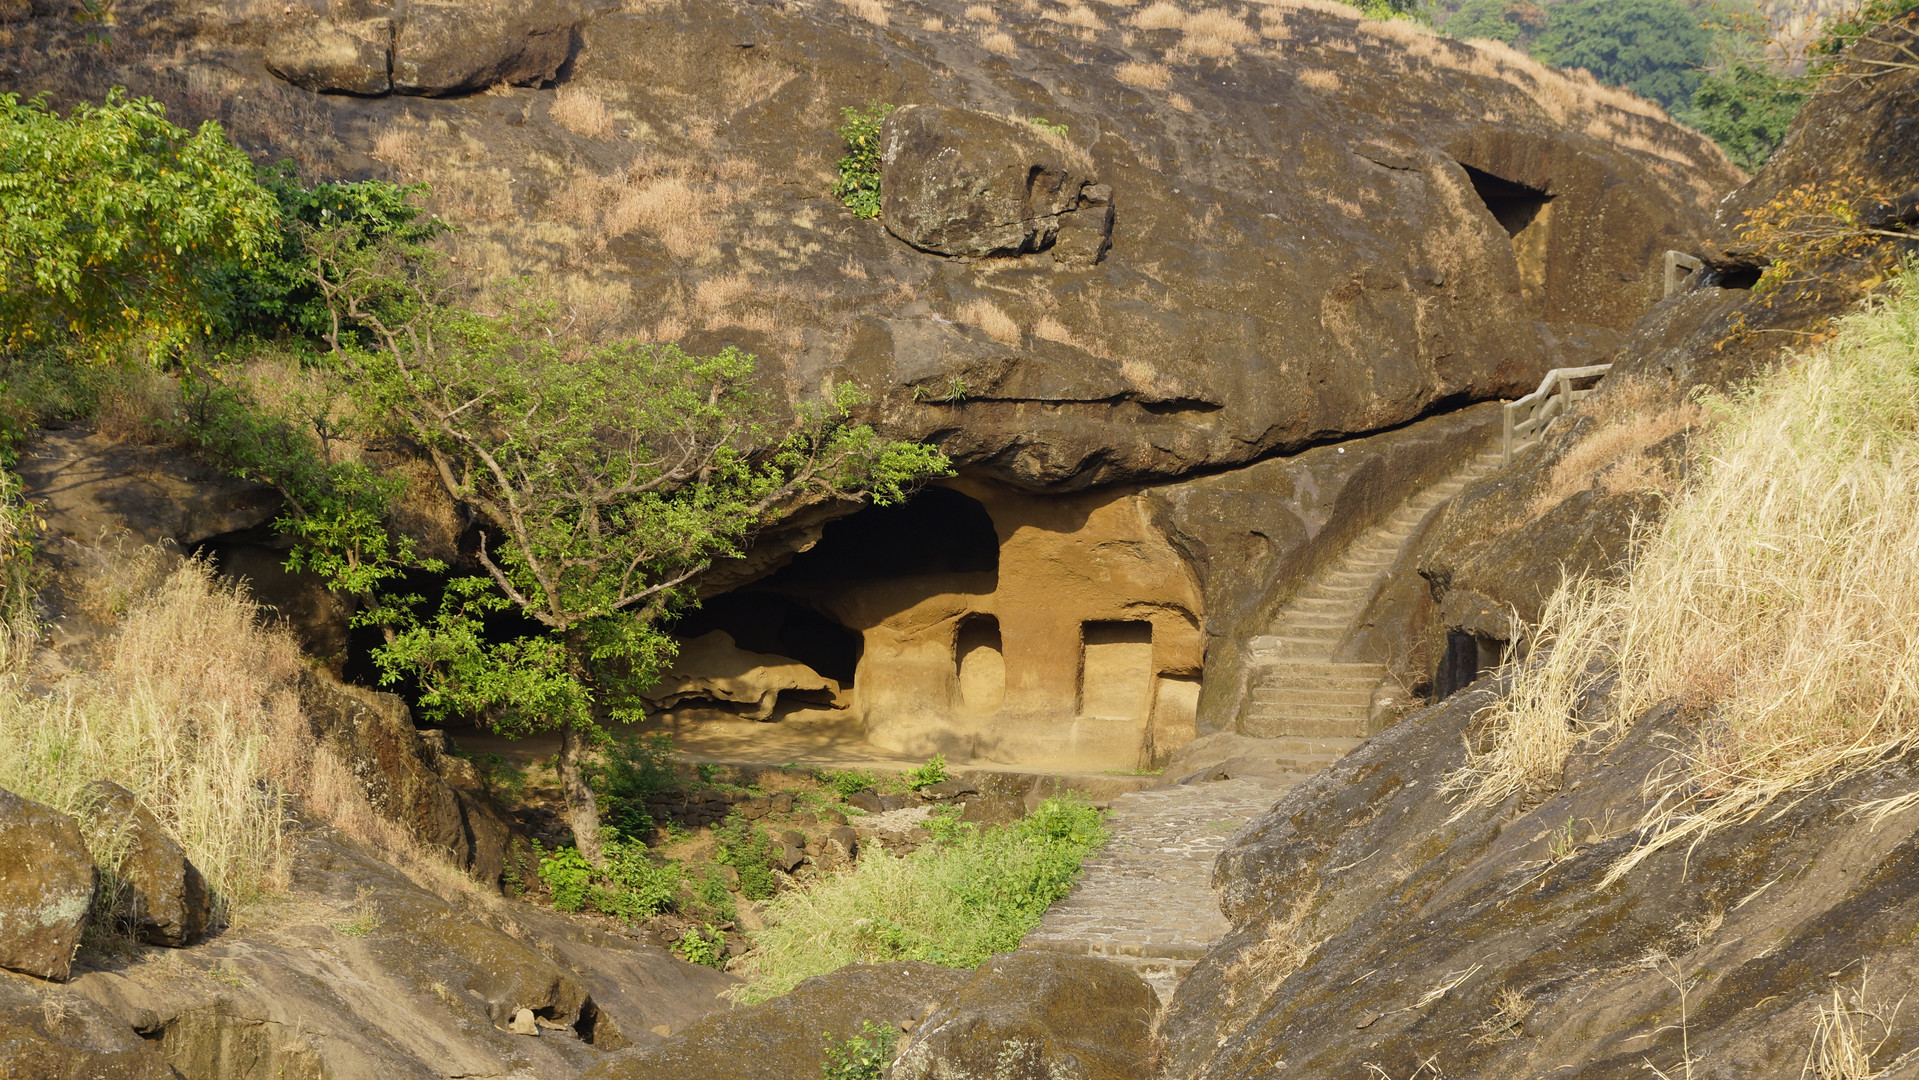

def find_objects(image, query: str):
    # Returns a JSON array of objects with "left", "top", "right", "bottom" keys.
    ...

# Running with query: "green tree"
[
  {"left": 0, "top": 90, "right": 279, "bottom": 358},
  {"left": 1443, "top": 0, "right": 1547, "bottom": 45},
  {"left": 307, "top": 229, "right": 950, "bottom": 862},
  {"left": 1534, "top": 0, "right": 1715, "bottom": 108},
  {"left": 1679, "top": 60, "right": 1808, "bottom": 171}
]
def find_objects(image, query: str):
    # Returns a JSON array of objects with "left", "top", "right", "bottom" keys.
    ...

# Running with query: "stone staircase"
[{"left": 1240, "top": 448, "right": 1505, "bottom": 748}]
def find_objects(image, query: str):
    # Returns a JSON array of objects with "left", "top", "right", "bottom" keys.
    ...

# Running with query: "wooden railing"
[{"left": 1503, "top": 364, "right": 1612, "bottom": 464}]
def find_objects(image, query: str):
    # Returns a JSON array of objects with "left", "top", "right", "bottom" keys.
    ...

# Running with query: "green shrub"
[
  {"left": 903, "top": 754, "right": 948, "bottom": 791},
  {"left": 831, "top": 103, "right": 894, "bottom": 220},
  {"left": 0, "top": 89, "right": 279, "bottom": 359},
  {"left": 594, "top": 732, "right": 679, "bottom": 834},
  {"left": 741, "top": 796, "right": 1105, "bottom": 1001},
  {"left": 1679, "top": 60, "right": 1808, "bottom": 172},
  {"left": 821, "top": 1021, "right": 898, "bottom": 1080},
  {"left": 820, "top": 767, "right": 882, "bottom": 798},
  {"left": 538, "top": 836, "right": 682, "bottom": 922},
  {"left": 714, "top": 814, "right": 779, "bottom": 900},
  {"left": 674, "top": 924, "right": 726, "bottom": 968}
]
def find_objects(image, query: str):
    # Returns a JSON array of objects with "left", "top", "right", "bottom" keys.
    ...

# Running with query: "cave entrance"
[
  {"left": 1079, "top": 620, "right": 1154, "bottom": 720},
  {"left": 955, "top": 614, "right": 1005, "bottom": 714},
  {"left": 768, "top": 485, "right": 1000, "bottom": 584},
  {"left": 1435, "top": 629, "right": 1509, "bottom": 699},
  {"left": 669, "top": 592, "right": 862, "bottom": 687},
  {"left": 1462, "top": 164, "right": 1554, "bottom": 306}
]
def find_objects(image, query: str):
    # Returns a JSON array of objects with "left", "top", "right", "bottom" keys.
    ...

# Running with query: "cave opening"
[
  {"left": 955, "top": 613, "right": 1005, "bottom": 713},
  {"left": 669, "top": 592, "right": 863, "bottom": 687},
  {"left": 1461, "top": 164, "right": 1552, "bottom": 238},
  {"left": 770, "top": 485, "right": 1000, "bottom": 583},
  {"left": 1435, "top": 629, "right": 1509, "bottom": 699},
  {"left": 1079, "top": 620, "right": 1155, "bottom": 719}
]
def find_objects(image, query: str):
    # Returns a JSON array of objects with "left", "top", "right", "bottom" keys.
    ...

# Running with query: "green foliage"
[
  {"left": 674, "top": 924, "right": 726, "bottom": 968},
  {"left": 1442, "top": 0, "right": 1546, "bottom": 45},
  {"left": 821, "top": 1021, "right": 899, "bottom": 1080},
  {"left": 1027, "top": 117, "right": 1069, "bottom": 137},
  {"left": 537, "top": 836, "right": 683, "bottom": 922},
  {"left": 904, "top": 754, "right": 948, "bottom": 791},
  {"left": 1353, "top": 0, "right": 1431, "bottom": 21},
  {"left": 1679, "top": 60, "right": 1808, "bottom": 171},
  {"left": 0, "top": 90, "right": 279, "bottom": 359},
  {"left": 742, "top": 796, "right": 1105, "bottom": 1001},
  {"left": 1811, "top": 0, "right": 1919, "bottom": 57},
  {"left": 222, "top": 169, "right": 447, "bottom": 341},
  {"left": 832, "top": 103, "right": 895, "bottom": 220},
  {"left": 820, "top": 767, "right": 883, "bottom": 798},
  {"left": 594, "top": 732, "right": 679, "bottom": 834},
  {"left": 1533, "top": 0, "right": 1714, "bottom": 108},
  {"left": 714, "top": 814, "right": 779, "bottom": 900}
]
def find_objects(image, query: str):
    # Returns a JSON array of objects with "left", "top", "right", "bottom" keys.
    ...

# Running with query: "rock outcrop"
[
  {"left": 264, "top": 0, "right": 582, "bottom": 97},
  {"left": 1158, "top": 680, "right": 1919, "bottom": 1079},
  {"left": 582, "top": 961, "right": 972, "bottom": 1080},
  {"left": 82, "top": 781, "right": 209, "bottom": 949},
  {"left": 640, "top": 630, "right": 840, "bottom": 721},
  {"left": 893, "top": 952, "right": 1157, "bottom": 1080},
  {"left": 0, "top": 787, "right": 95, "bottom": 982}
]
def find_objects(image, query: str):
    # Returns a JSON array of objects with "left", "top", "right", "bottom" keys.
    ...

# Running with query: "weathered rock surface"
[
  {"left": 66, "top": 822, "right": 733, "bottom": 1079},
  {"left": 580, "top": 961, "right": 971, "bottom": 1080},
  {"left": 83, "top": 781, "right": 209, "bottom": 948},
  {"left": 1410, "top": 20, "right": 1919, "bottom": 655},
  {"left": 0, "top": 787, "right": 95, "bottom": 982},
  {"left": 0, "top": 971, "right": 171, "bottom": 1080},
  {"left": 1159, "top": 680, "right": 1919, "bottom": 1079},
  {"left": 640, "top": 630, "right": 839, "bottom": 721},
  {"left": 894, "top": 952, "right": 1156, "bottom": 1080},
  {"left": 880, "top": 105, "right": 1107, "bottom": 261},
  {"left": 9, "top": 0, "right": 1737, "bottom": 491}
]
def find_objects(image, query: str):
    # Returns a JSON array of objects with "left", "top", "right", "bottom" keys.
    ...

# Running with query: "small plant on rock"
[
  {"left": 674, "top": 924, "right": 726, "bottom": 968},
  {"left": 821, "top": 1020, "right": 899, "bottom": 1080},
  {"left": 714, "top": 814, "right": 779, "bottom": 900},
  {"left": 821, "top": 767, "right": 883, "bottom": 798},
  {"left": 904, "top": 754, "right": 949, "bottom": 791},
  {"left": 832, "top": 103, "right": 895, "bottom": 219}
]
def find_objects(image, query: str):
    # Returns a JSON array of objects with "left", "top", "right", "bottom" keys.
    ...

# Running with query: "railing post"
[{"left": 1503, "top": 401, "right": 1515, "bottom": 465}]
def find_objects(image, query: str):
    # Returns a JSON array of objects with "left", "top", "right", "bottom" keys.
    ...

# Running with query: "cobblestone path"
[{"left": 1021, "top": 774, "right": 1302, "bottom": 1003}]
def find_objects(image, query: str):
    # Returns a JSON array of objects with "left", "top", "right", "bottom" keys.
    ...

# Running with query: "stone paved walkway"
[{"left": 1020, "top": 774, "right": 1303, "bottom": 1003}]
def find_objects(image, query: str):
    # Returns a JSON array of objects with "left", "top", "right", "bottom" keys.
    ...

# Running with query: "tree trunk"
[{"left": 558, "top": 719, "right": 605, "bottom": 864}]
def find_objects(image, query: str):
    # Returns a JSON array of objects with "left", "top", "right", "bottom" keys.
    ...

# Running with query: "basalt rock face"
[
  {"left": 83, "top": 782, "right": 210, "bottom": 949},
  {"left": 0, "top": 788, "right": 95, "bottom": 982},
  {"left": 892, "top": 952, "right": 1157, "bottom": 1080},
  {"left": 1409, "top": 20, "right": 1919, "bottom": 654},
  {"left": 9, "top": 0, "right": 1734, "bottom": 492},
  {"left": 1160, "top": 684, "right": 1919, "bottom": 1079}
]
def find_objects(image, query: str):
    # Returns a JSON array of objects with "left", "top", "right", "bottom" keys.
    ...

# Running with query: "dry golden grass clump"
[
  {"left": 980, "top": 26, "right": 1020, "bottom": 54},
  {"left": 1180, "top": 7, "right": 1256, "bottom": 56},
  {"left": 1131, "top": 0, "right": 1187, "bottom": 29},
  {"left": 1169, "top": 91, "right": 1194, "bottom": 110},
  {"left": 562, "top": 159, "right": 746, "bottom": 262},
  {"left": 0, "top": 552, "right": 302, "bottom": 908},
  {"left": 1116, "top": 59, "right": 1173, "bottom": 88},
  {"left": 957, "top": 298, "right": 1023, "bottom": 344},
  {"left": 1297, "top": 67, "right": 1341, "bottom": 91},
  {"left": 1447, "top": 268, "right": 1919, "bottom": 883},
  {"left": 840, "top": 0, "right": 890, "bottom": 26},
  {"left": 550, "top": 85, "right": 617, "bottom": 139},
  {"left": 966, "top": 2, "right": 1000, "bottom": 20},
  {"left": 1527, "top": 378, "right": 1707, "bottom": 519}
]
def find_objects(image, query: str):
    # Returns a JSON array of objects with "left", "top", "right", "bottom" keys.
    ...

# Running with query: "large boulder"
[
  {"left": 0, "top": 787, "right": 95, "bottom": 982},
  {"left": 263, "top": 17, "right": 393, "bottom": 95},
  {"left": 892, "top": 952, "right": 1157, "bottom": 1080},
  {"left": 580, "top": 961, "right": 972, "bottom": 1080},
  {"left": 391, "top": 0, "right": 578, "bottom": 96},
  {"left": 881, "top": 105, "right": 1110, "bottom": 262},
  {"left": 83, "top": 782, "right": 209, "bottom": 949},
  {"left": 0, "top": 971, "right": 170, "bottom": 1080}
]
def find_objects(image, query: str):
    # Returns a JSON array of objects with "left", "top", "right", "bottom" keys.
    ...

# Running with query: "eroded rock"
[
  {"left": 0, "top": 787, "right": 95, "bottom": 982},
  {"left": 880, "top": 105, "right": 1107, "bottom": 260},
  {"left": 391, "top": 0, "right": 577, "bottom": 96},
  {"left": 82, "top": 782, "right": 208, "bottom": 949},
  {"left": 893, "top": 952, "right": 1157, "bottom": 1080},
  {"left": 0, "top": 971, "right": 170, "bottom": 1079},
  {"left": 264, "top": 17, "right": 392, "bottom": 95},
  {"left": 580, "top": 961, "right": 970, "bottom": 1080},
  {"left": 641, "top": 631, "right": 839, "bottom": 721}
]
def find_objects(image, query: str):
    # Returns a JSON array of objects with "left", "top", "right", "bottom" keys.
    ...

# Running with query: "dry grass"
[
  {"left": 1169, "top": 91, "right": 1194, "bottom": 111},
  {"left": 1033, "top": 315, "right": 1083, "bottom": 348},
  {"left": 966, "top": 2, "right": 1000, "bottom": 20},
  {"left": 957, "top": 298, "right": 1022, "bottom": 344},
  {"left": 980, "top": 26, "right": 1020, "bottom": 55},
  {"left": 840, "top": 0, "right": 890, "bottom": 25},
  {"left": 1049, "top": 3, "right": 1107, "bottom": 28},
  {"left": 1527, "top": 379, "right": 1707, "bottom": 520},
  {"left": 1132, "top": 0, "right": 1187, "bottom": 29},
  {"left": 573, "top": 162, "right": 743, "bottom": 262},
  {"left": 1297, "top": 67, "right": 1342, "bottom": 91},
  {"left": 922, "top": 15, "right": 946, "bottom": 29},
  {"left": 1804, "top": 973, "right": 1909, "bottom": 1079},
  {"left": 370, "top": 118, "right": 423, "bottom": 175},
  {"left": 1116, "top": 59, "right": 1173, "bottom": 88},
  {"left": 1181, "top": 7, "right": 1256, "bottom": 56},
  {"left": 1217, "top": 893, "right": 1317, "bottom": 1042},
  {"left": 1446, "top": 268, "right": 1919, "bottom": 885},
  {"left": 1010, "top": 115, "right": 1096, "bottom": 172},
  {"left": 0, "top": 553, "right": 301, "bottom": 909},
  {"left": 550, "top": 85, "right": 616, "bottom": 139}
]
